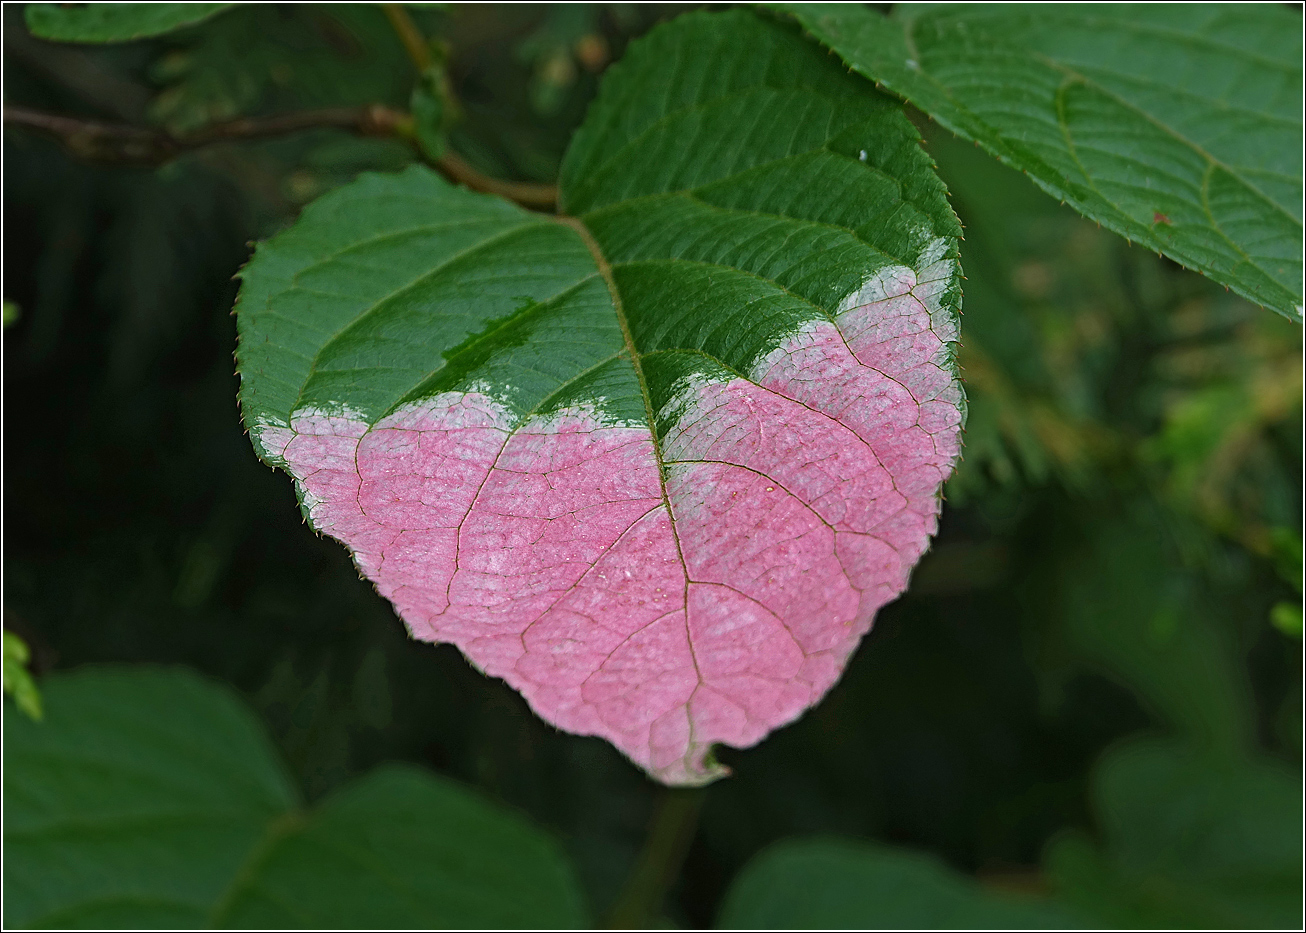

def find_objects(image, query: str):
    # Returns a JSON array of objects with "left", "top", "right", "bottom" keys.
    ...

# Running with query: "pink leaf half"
[{"left": 255, "top": 243, "right": 962, "bottom": 785}]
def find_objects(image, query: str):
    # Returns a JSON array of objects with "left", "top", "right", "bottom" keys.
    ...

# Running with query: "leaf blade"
[
  {"left": 2, "top": 667, "right": 297, "bottom": 929},
  {"left": 718, "top": 836, "right": 1087, "bottom": 929},
  {"left": 25, "top": 3, "right": 233, "bottom": 43},
  {"left": 3, "top": 667, "right": 592, "bottom": 929},
  {"left": 216, "top": 766, "right": 589, "bottom": 929},
  {"left": 236, "top": 9, "right": 965, "bottom": 786},
  {"left": 776, "top": 2, "right": 1304, "bottom": 320}
]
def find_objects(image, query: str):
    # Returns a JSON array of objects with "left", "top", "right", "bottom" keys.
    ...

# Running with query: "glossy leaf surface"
[
  {"left": 3, "top": 667, "right": 588, "bottom": 929},
  {"left": 236, "top": 10, "right": 964, "bottom": 785},
  {"left": 777, "top": 2, "right": 1304, "bottom": 320},
  {"left": 25, "top": 3, "right": 233, "bottom": 43}
]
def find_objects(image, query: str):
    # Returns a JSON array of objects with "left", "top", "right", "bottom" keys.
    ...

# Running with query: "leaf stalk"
[{"left": 605, "top": 788, "right": 706, "bottom": 929}]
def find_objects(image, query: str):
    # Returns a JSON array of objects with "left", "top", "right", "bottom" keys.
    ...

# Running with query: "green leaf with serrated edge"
[
  {"left": 718, "top": 837, "right": 1088, "bottom": 929},
  {"left": 25, "top": 3, "right": 233, "bottom": 43},
  {"left": 773, "top": 2, "right": 1304, "bottom": 321},
  {"left": 3, "top": 667, "right": 590, "bottom": 929},
  {"left": 235, "top": 9, "right": 964, "bottom": 786}
]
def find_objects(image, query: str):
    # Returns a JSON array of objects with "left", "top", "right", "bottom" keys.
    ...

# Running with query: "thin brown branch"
[
  {"left": 3, "top": 104, "right": 402, "bottom": 163},
  {"left": 436, "top": 150, "right": 559, "bottom": 210},
  {"left": 4, "top": 106, "right": 173, "bottom": 163},
  {"left": 183, "top": 105, "right": 408, "bottom": 146},
  {"left": 4, "top": 105, "right": 558, "bottom": 210},
  {"left": 382, "top": 2, "right": 432, "bottom": 72}
]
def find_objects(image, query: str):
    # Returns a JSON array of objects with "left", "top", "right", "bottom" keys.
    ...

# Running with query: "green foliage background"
[{"left": 3, "top": 3, "right": 1301, "bottom": 928}]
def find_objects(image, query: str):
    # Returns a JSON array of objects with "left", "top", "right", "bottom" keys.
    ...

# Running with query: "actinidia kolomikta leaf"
[{"left": 236, "top": 10, "right": 965, "bottom": 785}]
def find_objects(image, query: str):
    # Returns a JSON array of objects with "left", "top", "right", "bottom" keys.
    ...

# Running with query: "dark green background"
[{"left": 4, "top": 4, "right": 1301, "bottom": 928}]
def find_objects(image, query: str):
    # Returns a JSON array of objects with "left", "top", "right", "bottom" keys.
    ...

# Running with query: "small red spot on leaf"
[{"left": 1153, "top": 212, "right": 1171, "bottom": 225}]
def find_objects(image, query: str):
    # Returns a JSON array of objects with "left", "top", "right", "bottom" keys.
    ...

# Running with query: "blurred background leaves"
[
  {"left": 3, "top": 3, "right": 1301, "bottom": 928},
  {"left": 5, "top": 667, "right": 589, "bottom": 929}
]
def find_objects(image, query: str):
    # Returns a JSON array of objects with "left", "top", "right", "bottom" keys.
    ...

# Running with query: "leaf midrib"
[{"left": 554, "top": 214, "right": 706, "bottom": 718}]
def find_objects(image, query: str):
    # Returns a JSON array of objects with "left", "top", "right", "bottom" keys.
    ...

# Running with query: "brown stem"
[
  {"left": 182, "top": 105, "right": 408, "bottom": 146},
  {"left": 382, "top": 2, "right": 432, "bottom": 72},
  {"left": 4, "top": 105, "right": 176, "bottom": 163},
  {"left": 4, "top": 105, "right": 558, "bottom": 210},
  {"left": 3, "top": 104, "right": 402, "bottom": 162},
  {"left": 379, "top": 4, "right": 465, "bottom": 132},
  {"left": 438, "top": 150, "right": 558, "bottom": 210}
]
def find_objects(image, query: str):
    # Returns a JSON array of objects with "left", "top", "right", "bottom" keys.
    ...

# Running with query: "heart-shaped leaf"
[
  {"left": 776, "top": 2, "right": 1304, "bottom": 321},
  {"left": 236, "top": 9, "right": 964, "bottom": 785}
]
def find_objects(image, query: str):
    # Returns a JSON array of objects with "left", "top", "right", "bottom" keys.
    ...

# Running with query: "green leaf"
[
  {"left": 717, "top": 837, "right": 1087, "bottom": 929},
  {"left": 216, "top": 766, "right": 587, "bottom": 929},
  {"left": 1046, "top": 738, "right": 1303, "bottom": 928},
  {"left": 2, "top": 630, "right": 42, "bottom": 720},
  {"left": 4, "top": 667, "right": 297, "bottom": 929},
  {"left": 25, "top": 3, "right": 234, "bottom": 43},
  {"left": 234, "top": 9, "right": 965, "bottom": 785},
  {"left": 3, "top": 667, "right": 589, "bottom": 929},
  {"left": 1050, "top": 510, "right": 1256, "bottom": 754},
  {"left": 774, "top": 3, "right": 1304, "bottom": 321}
]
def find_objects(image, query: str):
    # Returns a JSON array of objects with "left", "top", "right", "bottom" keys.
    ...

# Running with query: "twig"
[
  {"left": 605, "top": 788, "right": 706, "bottom": 929},
  {"left": 382, "top": 6, "right": 553, "bottom": 206},
  {"left": 379, "top": 3, "right": 466, "bottom": 132},
  {"left": 382, "top": 2, "right": 432, "bottom": 72},
  {"left": 437, "top": 150, "right": 558, "bottom": 209},
  {"left": 4, "top": 106, "right": 176, "bottom": 163},
  {"left": 183, "top": 105, "right": 408, "bottom": 147},
  {"left": 3, "top": 104, "right": 402, "bottom": 163},
  {"left": 4, "top": 105, "right": 559, "bottom": 209}
]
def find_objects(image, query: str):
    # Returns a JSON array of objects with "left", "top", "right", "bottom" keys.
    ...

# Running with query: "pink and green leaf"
[{"left": 235, "top": 10, "right": 964, "bottom": 785}]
